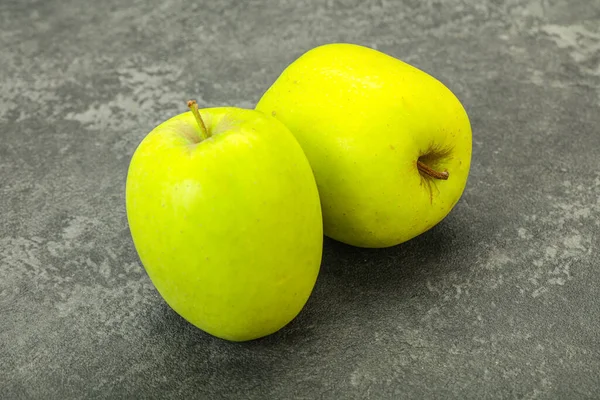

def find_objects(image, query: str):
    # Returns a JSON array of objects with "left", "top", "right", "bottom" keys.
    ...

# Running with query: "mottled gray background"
[{"left": 1, "top": 0, "right": 599, "bottom": 398}]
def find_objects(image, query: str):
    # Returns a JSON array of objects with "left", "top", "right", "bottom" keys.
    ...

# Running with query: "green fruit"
[
  {"left": 126, "top": 102, "right": 323, "bottom": 341},
  {"left": 257, "top": 43, "right": 472, "bottom": 248}
]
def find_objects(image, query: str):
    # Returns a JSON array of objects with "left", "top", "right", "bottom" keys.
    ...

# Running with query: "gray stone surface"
[{"left": 1, "top": 0, "right": 599, "bottom": 398}]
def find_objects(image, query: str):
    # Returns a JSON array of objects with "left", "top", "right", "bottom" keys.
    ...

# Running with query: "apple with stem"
[
  {"left": 126, "top": 101, "right": 323, "bottom": 341},
  {"left": 257, "top": 43, "right": 472, "bottom": 248}
]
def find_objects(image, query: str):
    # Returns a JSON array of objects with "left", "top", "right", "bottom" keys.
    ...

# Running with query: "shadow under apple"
[{"left": 284, "top": 210, "right": 478, "bottom": 338}]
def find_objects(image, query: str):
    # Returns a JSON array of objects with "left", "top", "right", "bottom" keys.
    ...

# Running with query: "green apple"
[
  {"left": 256, "top": 43, "right": 472, "bottom": 248},
  {"left": 125, "top": 101, "right": 323, "bottom": 341}
]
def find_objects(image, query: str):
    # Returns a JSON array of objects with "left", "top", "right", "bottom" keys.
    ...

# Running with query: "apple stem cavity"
[
  {"left": 417, "top": 160, "right": 449, "bottom": 180},
  {"left": 187, "top": 100, "right": 210, "bottom": 140}
]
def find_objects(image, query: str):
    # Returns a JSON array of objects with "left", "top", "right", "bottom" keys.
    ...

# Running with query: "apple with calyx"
[
  {"left": 256, "top": 43, "right": 472, "bottom": 248},
  {"left": 126, "top": 101, "right": 323, "bottom": 341}
]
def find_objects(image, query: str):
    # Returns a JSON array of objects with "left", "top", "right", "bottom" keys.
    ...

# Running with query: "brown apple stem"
[
  {"left": 187, "top": 100, "right": 210, "bottom": 140},
  {"left": 417, "top": 160, "right": 449, "bottom": 180}
]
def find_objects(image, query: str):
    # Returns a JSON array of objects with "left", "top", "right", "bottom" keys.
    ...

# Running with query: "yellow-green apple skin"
[
  {"left": 125, "top": 107, "right": 323, "bottom": 341},
  {"left": 256, "top": 43, "right": 472, "bottom": 248}
]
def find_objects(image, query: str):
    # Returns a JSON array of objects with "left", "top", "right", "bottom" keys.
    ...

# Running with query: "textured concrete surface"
[{"left": 1, "top": 0, "right": 599, "bottom": 398}]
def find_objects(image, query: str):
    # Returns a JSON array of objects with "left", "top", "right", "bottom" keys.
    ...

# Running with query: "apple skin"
[
  {"left": 126, "top": 107, "right": 323, "bottom": 341},
  {"left": 256, "top": 43, "right": 472, "bottom": 248}
]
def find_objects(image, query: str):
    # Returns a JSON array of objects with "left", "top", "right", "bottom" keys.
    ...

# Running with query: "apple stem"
[
  {"left": 187, "top": 100, "right": 210, "bottom": 140},
  {"left": 417, "top": 160, "right": 449, "bottom": 180}
]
